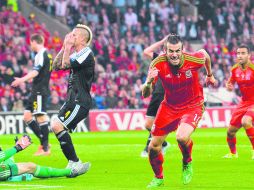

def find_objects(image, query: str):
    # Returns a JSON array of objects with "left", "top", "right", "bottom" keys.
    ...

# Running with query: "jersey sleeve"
[
  {"left": 228, "top": 67, "right": 236, "bottom": 84},
  {"left": 70, "top": 48, "right": 94, "bottom": 68},
  {"left": 33, "top": 52, "right": 44, "bottom": 72},
  {"left": 185, "top": 51, "right": 206, "bottom": 69},
  {"left": 149, "top": 55, "right": 165, "bottom": 86}
]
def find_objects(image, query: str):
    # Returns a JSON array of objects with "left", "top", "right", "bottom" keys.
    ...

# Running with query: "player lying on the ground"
[{"left": 0, "top": 135, "right": 90, "bottom": 181}]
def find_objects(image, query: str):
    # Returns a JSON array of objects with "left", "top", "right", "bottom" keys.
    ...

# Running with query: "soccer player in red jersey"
[
  {"left": 142, "top": 34, "right": 216, "bottom": 188},
  {"left": 224, "top": 44, "right": 254, "bottom": 159}
]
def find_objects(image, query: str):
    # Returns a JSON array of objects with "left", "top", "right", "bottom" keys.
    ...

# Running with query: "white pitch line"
[
  {"left": 75, "top": 144, "right": 250, "bottom": 147},
  {"left": 140, "top": 144, "right": 250, "bottom": 148},
  {"left": 2, "top": 188, "right": 62, "bottom": 190},
  {"left": 0, "top": 184, "right": 63, "bottom": 187},
  {"left": 0, "top": 184, "right": 64, "bottom": 190}
]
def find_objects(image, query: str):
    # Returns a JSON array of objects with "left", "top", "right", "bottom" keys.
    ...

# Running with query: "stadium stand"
[{"left": 0, "top": 0, "right": 254, "bottom": 110}]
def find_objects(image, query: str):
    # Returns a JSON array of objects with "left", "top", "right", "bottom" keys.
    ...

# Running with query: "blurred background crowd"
[{"left": 0, "top": 0, "right": 254, "bottom": 112}]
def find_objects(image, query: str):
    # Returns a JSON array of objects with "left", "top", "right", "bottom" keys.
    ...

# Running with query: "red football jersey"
[
  {"left": 229, "top": 62, "right": 254, "bottom": 102},
  {"left": 151, "top": 51, "right": 206, "bottom": 110}
]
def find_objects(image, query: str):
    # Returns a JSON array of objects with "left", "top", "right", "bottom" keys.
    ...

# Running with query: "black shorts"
[
  {"left": 146, "top": 93, "right": 164, "bottom": 117},
  {"left": 57, "top": 101, "right": 89, "bottom": 131},
  {"left": 25, "top": 92, "right": 48, "bottom": 115}
]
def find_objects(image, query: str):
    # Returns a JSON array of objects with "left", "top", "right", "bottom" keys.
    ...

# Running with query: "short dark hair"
[
  {"left": 237, "top": 44, "right": 250, "bottom": 53},
  {"left": 30, "top": 34, "right": 44, "bottom": 44},
  {"left": 164, "top": 33, "right": 183, "bottom": 49}
]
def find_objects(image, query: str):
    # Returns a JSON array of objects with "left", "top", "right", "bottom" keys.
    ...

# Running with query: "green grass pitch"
[{"left": 0, "top": 128, "right": 253, "bottom": 190}]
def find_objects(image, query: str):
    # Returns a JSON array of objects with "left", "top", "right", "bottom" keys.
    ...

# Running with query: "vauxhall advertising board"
[{"left": 0, "top": 107, "right": 235, "bottom": 134}]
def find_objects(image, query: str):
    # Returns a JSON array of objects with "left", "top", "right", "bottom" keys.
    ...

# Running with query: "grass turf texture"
[{"left": 0, "top": 128, "right": 253, "bottom": 190}]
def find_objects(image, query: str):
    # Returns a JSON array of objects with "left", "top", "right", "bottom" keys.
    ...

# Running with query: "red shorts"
[
  {"left": 151, "top": 101, "right": 204, "bottom": 136},
  {"left": 230, "top": 101, "right": 254, "bottom": 128}
]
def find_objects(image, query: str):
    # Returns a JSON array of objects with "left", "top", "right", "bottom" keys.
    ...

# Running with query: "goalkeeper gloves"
[{"left": 14, "top": 134, "right": 32, "bottom": 152}]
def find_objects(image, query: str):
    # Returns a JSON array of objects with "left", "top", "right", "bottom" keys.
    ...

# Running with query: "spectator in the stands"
[
  {"left": 48, "top": 95, "right": 62, "bottom": 111},
  {"left": 2, "top": 1, "right": 254, "bottom": 110},
  {"left": 12, "top": 92, "right": 24, "bottom": 112},
  {"left": 0, "top": 97, "right": 12, "bottom": 112},
  {"left": 105, "top": 89, "right": 118, "bottom": 109}
]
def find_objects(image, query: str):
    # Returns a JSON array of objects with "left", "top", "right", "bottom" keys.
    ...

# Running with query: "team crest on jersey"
[{"left": 185, "top": 70, "right": 192, "bottom": 78}]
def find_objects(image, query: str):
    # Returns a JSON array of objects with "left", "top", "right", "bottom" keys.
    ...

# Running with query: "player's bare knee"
[
  {"left": 148, "top": 145, "right": 161, "bottom": 158},
  {"left": 227, "top": 131, "right": 234, "bottom": 138},
  {"left": 176, "top": 134, "right": 188, "bottom": 144},
  {"left": 227, "top": 127, "right": 237, "bottom": 137},
  {"left": 26, "top": 162, "right": 37, "bottom": 173},
  {"left": 145, "top": 122, "right": 152, "bottom": 130},
  {"left": 23, "top": 112, "right": 32, "bottom": 123},
  {"left": 36, "top": 115, "right": 48, "bottom": 123},
  {"left": 51, "top": 119, "right": 64, "bottom": 134},
  {"left": 148, "top": 140, "right": 161, "bottom": 154},
  {"left": 241, "top": 116, "right": 252, "bottom": 128},
  {"left": 144, "top": 119, "right": 153, "bottom": 130}
]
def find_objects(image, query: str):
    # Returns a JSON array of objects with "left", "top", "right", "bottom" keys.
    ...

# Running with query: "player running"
[
  {"left": 223, "top": 44, "right": 254, "bottom": 159},
  {"left": 142, "top": 34, "right": 216, "bottom": 188}
]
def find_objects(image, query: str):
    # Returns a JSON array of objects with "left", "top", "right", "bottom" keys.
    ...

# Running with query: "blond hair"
[{"left": 76, "top": 24, "right": 93, "bottom": 45}]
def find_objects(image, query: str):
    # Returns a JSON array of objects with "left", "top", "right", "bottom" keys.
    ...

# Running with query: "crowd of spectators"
[
  {"left": 0, "top": 5, "right": 68, "bottom": 112},
  {"left": 0, "top": 0, "right": 254, "bottom": 111}
]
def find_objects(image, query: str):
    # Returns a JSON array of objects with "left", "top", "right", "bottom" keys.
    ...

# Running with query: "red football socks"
[
  {"left": 178, "top": 139, "right": 193, "bottom": 164},
  {"left": 149, "top": 152, "right": 164, "bottom": 179},
  {"left": 227, "top": 136, "right": 237, "bottom": 154},
  {"left": 246, "top": 127, "right": 254, "bottom": 149}
]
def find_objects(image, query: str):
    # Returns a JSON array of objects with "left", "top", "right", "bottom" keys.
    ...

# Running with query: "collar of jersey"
[
  {"left": 37, "top": 47, "right": 47, "bottom": 54},
  {"left": 168, "top": 54, "right": 184, "bottom": 69},
  {"left": 237, "top": 60, "right": 252, "bottom": 71},
  {"left": 166, "top": 54, "right": 185, "bottom": 69},
  {"left": 178, "top": 54, "right": 185, "bottom": 68},
  {"left": 77, "top": 47, "right": 90, "bottom": 56}
]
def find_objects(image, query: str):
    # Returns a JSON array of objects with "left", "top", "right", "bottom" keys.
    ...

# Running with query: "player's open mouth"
[{"left": 170, "top": 57, "right": 179, "bottom": 62}]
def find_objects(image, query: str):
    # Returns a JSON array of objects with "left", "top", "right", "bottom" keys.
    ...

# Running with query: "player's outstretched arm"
[
  {"left": 199, "top": 49, "right": 213, "bottom": 76},
  {"left": 11, "top": 70, "right": 39, "bottom": 87},
  {"left": 0, "top": 135, "right": 32, "bottom": 162},
  {"left": 199, "top": 49, "right": 217, "bottom": 86},
  {"left": 0, "top": 147, "right": 17, "bottom": 163},
  {"left": 14, "top": 134, "right": 32, "bottom": 152}
]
